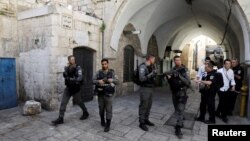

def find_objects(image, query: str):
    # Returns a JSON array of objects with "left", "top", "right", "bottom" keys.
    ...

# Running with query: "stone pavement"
[{"left": 0, "top": 85, "right": 250, "bottom": 141}]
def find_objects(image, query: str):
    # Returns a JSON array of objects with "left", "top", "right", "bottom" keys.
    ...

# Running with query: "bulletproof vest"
[
  {"left": 65, "top": 66, "right": 78, "bottom": 85},
  {"left": 96, "top": 69, "right": 115, "bottom": 94},
  {"left": 169, "top": 67, "right": 187, "bottom": 91},
  {"left": 65, "top": 65, "right": 81, "bottom": 94}
]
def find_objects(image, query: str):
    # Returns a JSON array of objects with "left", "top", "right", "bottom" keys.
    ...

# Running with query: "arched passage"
[
  {"left": 109, "top": 23, "right": 142, "bottom": 95},
  {"left": 107, "top": 0, "right": 249, "bottom": 64}
]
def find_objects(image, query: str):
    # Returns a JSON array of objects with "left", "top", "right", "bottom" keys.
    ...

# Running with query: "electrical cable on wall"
[{"left": 220, "top": 0, "right": 233, "bottom": 45}]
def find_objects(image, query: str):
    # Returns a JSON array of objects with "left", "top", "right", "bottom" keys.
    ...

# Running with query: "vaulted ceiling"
[{"left": 110, "top": 0, "right": 248, "bottom": 60}]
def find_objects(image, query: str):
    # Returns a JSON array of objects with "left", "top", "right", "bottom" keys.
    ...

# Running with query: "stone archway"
[
  {"left": 108, "top": 23, "right": 143, "bottom": 95},
  {"left": 106, "top": 0, "right": 250, "bottom": 118},
  {"left": 147, "top": 35, "right": 162, "bottom": 86}
]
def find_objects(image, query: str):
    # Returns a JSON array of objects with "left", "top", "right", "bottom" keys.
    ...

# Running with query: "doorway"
[{"left": 73, "top": 47, "right": 95, "bottom": 102}]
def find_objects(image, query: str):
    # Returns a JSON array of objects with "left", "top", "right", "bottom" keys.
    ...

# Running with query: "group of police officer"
[
  {"left": 51, "top": 56, "right": 118, "bottom": 132},
  {"left": 195, "top": 57, "right": 244, "bottom": 125},
  {"left": 49, "top": 54, "right": 192, "bottom": 139},
  {"left": 50, "top": 54, "right": 243, "bottom": 139}
]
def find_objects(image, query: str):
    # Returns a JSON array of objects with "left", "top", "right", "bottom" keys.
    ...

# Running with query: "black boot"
[
  {"left": 215, "top": 112, "right": 221, "bottom": 118},
  {"left": 221, "top": 117, "right": 228, "bottom": 123},
  {"left": 175, "top": 126, "right": 183, "bottom": 139},
  {"left": 104, "top": 119, "right": 111, "bottom": 132},
  {"left": 204, "top": 120, "right": 216, "bottom": 124},
  {"left": 195, "top": 116, "right": 205, "bottom": 122},
  {"left": 145, "top": 120, "right": 155, "bottom": 126},
  {"left": 101, "top": 116, "right": 106, "bottom": 127},
  {"left": 51, "top": 117, "right": 64, "bottom": 125},
  {"left": 139, "top": 123, "right": 148, "bottom": 131},
  {"left": 80, "top": 111, "right": 89, "bottom": 120}
]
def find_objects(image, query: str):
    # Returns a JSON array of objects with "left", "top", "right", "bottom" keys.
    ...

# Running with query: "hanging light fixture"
[
  {"left": 185, "top": 0, "right": 193, "bottom": 5},
  {"left": 186, "top": 0, "right": 202, "bottom": 28}
]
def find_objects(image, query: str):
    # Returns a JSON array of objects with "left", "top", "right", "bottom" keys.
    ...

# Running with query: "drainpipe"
[
  {"left": 195, "top": 40, "right": 200, "bottom": 70},
  {"left": 102, "top": 0, "right": 106, "bottom": 59},
  {"left": 102, "top": 25, "right": 104, "bottom": 59}
]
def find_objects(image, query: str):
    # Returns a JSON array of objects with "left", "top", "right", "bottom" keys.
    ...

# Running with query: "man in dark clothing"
[
  {"left": 138, "top": 55, "right": 157, "bottom": 131},
  {"left": 195, "top": 62, "right": 217, "bottom": 124},
  {"left": 165, "top": 56, "right": 191, "bottom": 139},
  {"left": 52, "top": 55, "right": 89, "bottom": 125},
  {"left": 229, "top": 59, "right": 244, "bottom": 115},
  {"left": 93, "top": 58, "right": 118, "bottom": 132}
]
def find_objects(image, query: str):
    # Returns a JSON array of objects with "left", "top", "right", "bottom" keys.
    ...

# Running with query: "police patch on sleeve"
[
  {"left": 115, "top": 75, "right": 118, "bottom": 79},
  {"left": 78, "top": 70, "right": 82, "bottom": 75},
  {"left": 238, "top": 70, "right": 241, "bottom": 74},
  {"left": 140, "top": 68, "right": 145, "bottom": 74},
  {"left": 210, "top": 75, "right": 214, "bottom": 80}
]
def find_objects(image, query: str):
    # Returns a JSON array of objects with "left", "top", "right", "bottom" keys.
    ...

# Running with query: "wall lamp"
[{"left": 123, "top": 30, "right": 141, "bottom": 35}]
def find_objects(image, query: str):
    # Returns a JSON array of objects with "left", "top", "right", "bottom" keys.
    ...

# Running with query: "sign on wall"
[{"left": 62, "top": 14, "right": 73, "bottom": 29}]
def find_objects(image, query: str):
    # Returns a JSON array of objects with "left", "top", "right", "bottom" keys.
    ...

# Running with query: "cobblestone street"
[{"left": 0, "top": 85, "right": 249, "bottom": 141}]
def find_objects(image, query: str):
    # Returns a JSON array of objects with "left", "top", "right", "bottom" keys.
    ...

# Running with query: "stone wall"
[
  {"left": 147, "top": 35, "right": 159, "bottom": 64},
  {"left": 18, "top": 10, "right": 65, "bottom": 109},
  {"left": 0, "top": 16, "right": 18, "bottom": 57},
  {"left": 147, "top": 35, "right": 162, "bottom": 86},
  {"left": 108, "top": 23, "right": 143, "bottom": 95},
  {"left": 17, "top": 5, "right": 102, "bottom": 110},
  {"left": 237, "top": 0, "right": 250, "bottom": 120}
]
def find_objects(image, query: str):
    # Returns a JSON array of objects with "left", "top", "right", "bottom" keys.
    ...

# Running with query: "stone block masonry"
[{"left": 17, "top": 4, "right": 102, "bottom": 110}]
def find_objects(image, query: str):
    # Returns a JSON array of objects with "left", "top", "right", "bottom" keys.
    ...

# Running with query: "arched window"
[{"left": 123, "top": 46, "right": 134, "bottom": 82}]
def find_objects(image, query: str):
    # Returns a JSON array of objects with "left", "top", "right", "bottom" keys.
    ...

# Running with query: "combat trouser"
[
  {"left": 98, "top": 92, "right": 114, "bottom": 120},
  {"left": 59, "top": 87, "right": 88, "bottom": 117},
  {"left": 139, "top": 87, "right": 153, "bottom": 124},
  {"left": 172, "top": 89, "right": 188, "bottom": 127}
]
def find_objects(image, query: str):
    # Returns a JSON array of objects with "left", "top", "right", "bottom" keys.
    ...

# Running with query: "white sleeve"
[
  {"left": 197, "top": 66, "right": 202, "bottom": 77},
  {"left": 230, "top": 70, "right": 236, "bottom": 86}
]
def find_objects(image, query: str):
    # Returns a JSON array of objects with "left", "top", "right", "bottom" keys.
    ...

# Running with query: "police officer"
[
  {"left": 165, "top": 56, "right": 190, "bottom": 139},
  {"left": 138, "top": 54, "right": 157, "bottom": 131},
  {"left": 195, "top": 62, "right": 217, "bottom": 124},
  {"left": 229, "top": 59, "right": 244, "bottom": 115},
  {"left": 93, "top": 58, "right": 118, "bottom": 132},
  {"left": 52, "top": 55, "right": 89, "bottom": 125}
]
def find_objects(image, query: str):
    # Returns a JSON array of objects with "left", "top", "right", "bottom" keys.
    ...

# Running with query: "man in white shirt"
[{"left": 215, "top": 59, "right": 236, "bottom": 123}]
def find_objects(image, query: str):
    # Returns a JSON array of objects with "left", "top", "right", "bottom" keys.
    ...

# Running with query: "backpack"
[
  {"left": 215, "top": 72, "right": 224, "bottom": 91},
  {"left": 133, "top": 63, "right": 144, "bottom": 85}
]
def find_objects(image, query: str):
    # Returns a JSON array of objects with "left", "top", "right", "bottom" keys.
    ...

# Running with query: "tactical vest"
[
  {"left": 169, "top": 67, "right": 187, "bottom": 91},
  {"left": 65, "top": 65, "right": 81, "bottom": 95},
  {"left": 96, "top": 69, "right": 115, "bottom": 94}
]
